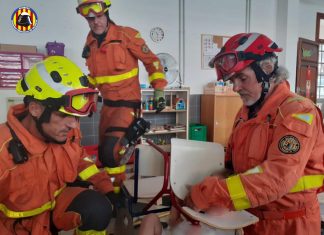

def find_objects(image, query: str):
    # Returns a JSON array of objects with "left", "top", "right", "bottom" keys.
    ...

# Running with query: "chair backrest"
[
  {"left": 170, "top": 138, "right": 224, "bottom": 200},
  {"left": 136, "top": 144, "right": 170, "bottom": 177}
]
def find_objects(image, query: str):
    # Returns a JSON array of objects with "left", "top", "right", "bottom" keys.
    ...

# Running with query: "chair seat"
[
  {"left": 170, "top": 138, "right": 259, "bottom": 230},
  {"left": 124, "top": 176, "right": 164, "bottom": 198},
  {"left": 182, "top": 206, "right": 259, "bottom": 230}
]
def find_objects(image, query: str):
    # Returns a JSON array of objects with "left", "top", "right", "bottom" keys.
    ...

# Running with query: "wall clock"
[{"left": 150, "top": 27, "right": 164, "bottom": 43}]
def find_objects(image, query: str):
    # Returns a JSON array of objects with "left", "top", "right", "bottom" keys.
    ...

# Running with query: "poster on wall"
[{"left": 201, "top": 34, "right": 230, "bottom": 70}]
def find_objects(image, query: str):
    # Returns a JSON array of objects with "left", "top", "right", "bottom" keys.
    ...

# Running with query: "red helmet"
[{"left": 210, "top": 33, "right": 282, "bottom": 81}]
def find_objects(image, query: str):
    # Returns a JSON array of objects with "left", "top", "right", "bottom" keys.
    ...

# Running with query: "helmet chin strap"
[
  {"left": 33, "top": 106, "right": 67, "bottom": 145},
  {"left": 247, "top": 62, "right": 277, "bottom": 119}
]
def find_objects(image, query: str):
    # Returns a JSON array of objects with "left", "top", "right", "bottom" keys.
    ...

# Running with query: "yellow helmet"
[
  {"left": 76, "top": 0, "right": 111, "bottom": 17},
  {"left": 16, "top": 56, "right": 98, "bottom": 117}
]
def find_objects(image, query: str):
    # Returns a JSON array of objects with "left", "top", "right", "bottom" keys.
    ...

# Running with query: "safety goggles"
[
  {"left": 76, "top": 2, "right": 107, "bottom": 17},
  {"left": 60, "top": 88, "right": 99, "bottom": 117},
  {"left": 213, "top": 51, "right": 263, "bottom": 81}
]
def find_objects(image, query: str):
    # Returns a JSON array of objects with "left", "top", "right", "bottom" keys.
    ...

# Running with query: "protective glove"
[
  {"left": 106, "top": 191, "right": 125, "bottom": 217},
  {"left": 154, "top": 89, "right": 166, "bottom": 113}
]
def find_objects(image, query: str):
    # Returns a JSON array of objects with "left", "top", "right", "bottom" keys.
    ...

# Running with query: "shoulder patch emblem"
[
  {"left": 292, "top": 113, "right": 314, "bottom": 125},
  {"left": 141, "top": 44, "right": 150, "bottom": 54},
  {"left": 278, "top": 135, "right": 300, "bottom": 154}
]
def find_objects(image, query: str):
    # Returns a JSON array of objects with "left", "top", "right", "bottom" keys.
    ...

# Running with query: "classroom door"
[{"left": 296, "top": 38, "right": 319, "bottom": 103}]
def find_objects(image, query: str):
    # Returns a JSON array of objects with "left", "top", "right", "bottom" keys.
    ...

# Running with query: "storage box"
[
  {"left": 189, "top": 123, "right": 207, "bottom": 141},
  {"left": 0, "top": 43, "right": 37, "bottom": 53},
  {"left": 46, "top": 41, "right": 65, "bottom": 56}
]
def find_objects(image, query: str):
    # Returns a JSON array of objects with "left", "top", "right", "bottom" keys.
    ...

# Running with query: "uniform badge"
[
  {"left": 141, "top": 44, "right": 150, "bottom": 54},
  {"left": 278, "top": 135, "right": 300, "bottom": 154}
]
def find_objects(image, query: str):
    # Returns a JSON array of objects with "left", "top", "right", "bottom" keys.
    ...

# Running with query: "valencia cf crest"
[
  {"left": 11, "top": 7, "right": 38, "bottom": 33},
  {"left": 278, "top": 135, "right": 300, "bottom": 154}
]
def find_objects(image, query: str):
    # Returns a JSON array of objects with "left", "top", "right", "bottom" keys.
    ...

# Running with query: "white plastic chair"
[
  {"left": 318, "top": 192, "right": 324, "bottom": 222},
  {"left": 170, "top": 138, "right": 259, "bottom": 234}
]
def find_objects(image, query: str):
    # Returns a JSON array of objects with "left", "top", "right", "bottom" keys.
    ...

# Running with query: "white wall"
[
  {"left": 1, "top": 0, "right": 324, "bottom": 121},
  {"left": 184, "top": 0, "right": 278, "bottom": 94},
  {"left": 299, "top": 1, "right": 324, "bottom": 40},
  {"left": 0, "top": 0, "right": 179, "bottom": 122}
]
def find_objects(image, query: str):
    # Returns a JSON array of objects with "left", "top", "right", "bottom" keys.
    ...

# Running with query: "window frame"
[{"left": 315, "top": 12, "right": 324, "bottom": 43}]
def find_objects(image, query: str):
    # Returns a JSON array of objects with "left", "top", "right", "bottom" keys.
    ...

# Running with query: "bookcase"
[{"left": 141, "top": 87, "right": 190, "bottom": 145}]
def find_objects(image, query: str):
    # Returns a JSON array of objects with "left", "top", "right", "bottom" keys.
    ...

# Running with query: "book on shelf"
[
  {"left": 148, "top": 125, "right": 166, "bottom": 133},
  {"left": 163, "top": 123, "right": 186, "bottom": 131}
]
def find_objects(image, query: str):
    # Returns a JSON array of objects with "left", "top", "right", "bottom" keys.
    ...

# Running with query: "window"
[
  {"left": 318, "top": 44, "right": 324, "bottom": 99},
  {"left": 316, "top": 13, "right": 324, "bottom": 99}
]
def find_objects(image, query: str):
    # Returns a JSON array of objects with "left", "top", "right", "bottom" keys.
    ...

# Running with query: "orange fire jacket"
[
  {"left": 0, "top": 104, "right": 113, "bottom": 234},
  {"left": 190, "top": 81, "right": 324, "bottom": 235},
  {"left": 84, "top": 23, "right": 167, "bottom": 101}
]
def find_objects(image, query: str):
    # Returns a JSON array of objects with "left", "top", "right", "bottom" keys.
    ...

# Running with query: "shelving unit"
[
  {"left": 0, "top": 51, "right": 44, "bottom": 88},
  {"left": 141, "top": 87, "right": 189, "bottom": 144}
]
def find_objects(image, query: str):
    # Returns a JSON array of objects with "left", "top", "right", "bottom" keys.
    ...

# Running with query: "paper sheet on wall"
[{"left": 201, "top": 34, "right": 230, "bottom": 70}]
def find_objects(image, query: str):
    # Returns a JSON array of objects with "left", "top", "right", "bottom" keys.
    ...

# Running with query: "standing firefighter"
[
  {"left": 182, "top": 33, "right": 324, "bottom": 235},
  {"left": 0, "top": 56, "right": 116, "bottom": 234},
  {"left": 76, "top": 0, "right": 167, "bottom": 193}
]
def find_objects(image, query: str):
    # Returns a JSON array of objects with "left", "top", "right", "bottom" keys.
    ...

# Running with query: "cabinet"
[
  {"left": 201, "top": 94, "right": 242, "bottom": 147},
  {"left": 141, "top": 88, "right": 189, "bottom": 144}
]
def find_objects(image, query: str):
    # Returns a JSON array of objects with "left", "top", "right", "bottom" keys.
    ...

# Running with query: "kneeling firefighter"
[{"left": 0, "top": 56, "right": 118, "bottom": 234}]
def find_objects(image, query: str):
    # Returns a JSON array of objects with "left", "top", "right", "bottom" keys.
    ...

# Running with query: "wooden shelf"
[
  {"left": 141, "top": 88, "right": 190, "bottom": 142},
  {"left": 145, "top": 130, "right": 186, "bottom": 136},
  {"left": 142, "top": 109, "right": 187, "bottom": 113}
]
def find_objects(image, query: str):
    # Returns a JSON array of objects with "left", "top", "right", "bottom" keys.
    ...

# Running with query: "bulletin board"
[{"left": 201, "top": 34, "right": 230, "bottom": 70}]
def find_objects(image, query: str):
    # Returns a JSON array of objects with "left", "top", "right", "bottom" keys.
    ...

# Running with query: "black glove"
[
  {"left": 106, "top": 191, "right": 125, "bottom": 216},
  {"left": 154, "top": 89, "right": 166, "bottom": 113}
]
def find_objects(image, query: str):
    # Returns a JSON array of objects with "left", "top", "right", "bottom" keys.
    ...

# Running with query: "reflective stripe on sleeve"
[
  {"left": 148, "top": 72, "right": 165, "bottom": 83},
  {"left": 78, "top": 164, "right": 100, "bottom": 180},
  {"left": 76, "top": 228, "right": 106, "bottom": 235},
  {"left": 104, "top": 165, "right": 126, "bottom": 175},
  {"left": 290, "top": 175, "right": 324, "bottom": 193},
  {"left": 226, "top": 175, "right": 251, "bottom": 210}
]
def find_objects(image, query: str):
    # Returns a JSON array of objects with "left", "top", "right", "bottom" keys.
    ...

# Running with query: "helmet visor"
[
  {"left": 61, "top": 88, "right": 99, "bottom": 116},
  {"left": 77, "top": 2, "right": 107, "bottom": 17}
]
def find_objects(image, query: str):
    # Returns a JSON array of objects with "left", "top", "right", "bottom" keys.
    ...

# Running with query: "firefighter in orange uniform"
[
  {"left": 0, "top": 56, "right": 115, "bottom": 235},
  {"left": 76, "top": 0, "right": 167, "bottom": 193},
  {"left": 183, "top": 33, "right": 324, "bottom": 234}
]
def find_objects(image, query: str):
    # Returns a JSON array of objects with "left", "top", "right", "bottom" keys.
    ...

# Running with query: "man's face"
[
  {"left": 230, "top": 66, "right": 262, "bottom": 106},
  {"left": 86, "top": 14, "right": 108, "bottom": 35},
  {"left": 41, "top": 111, "right": 79, "bottom": 143}
]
